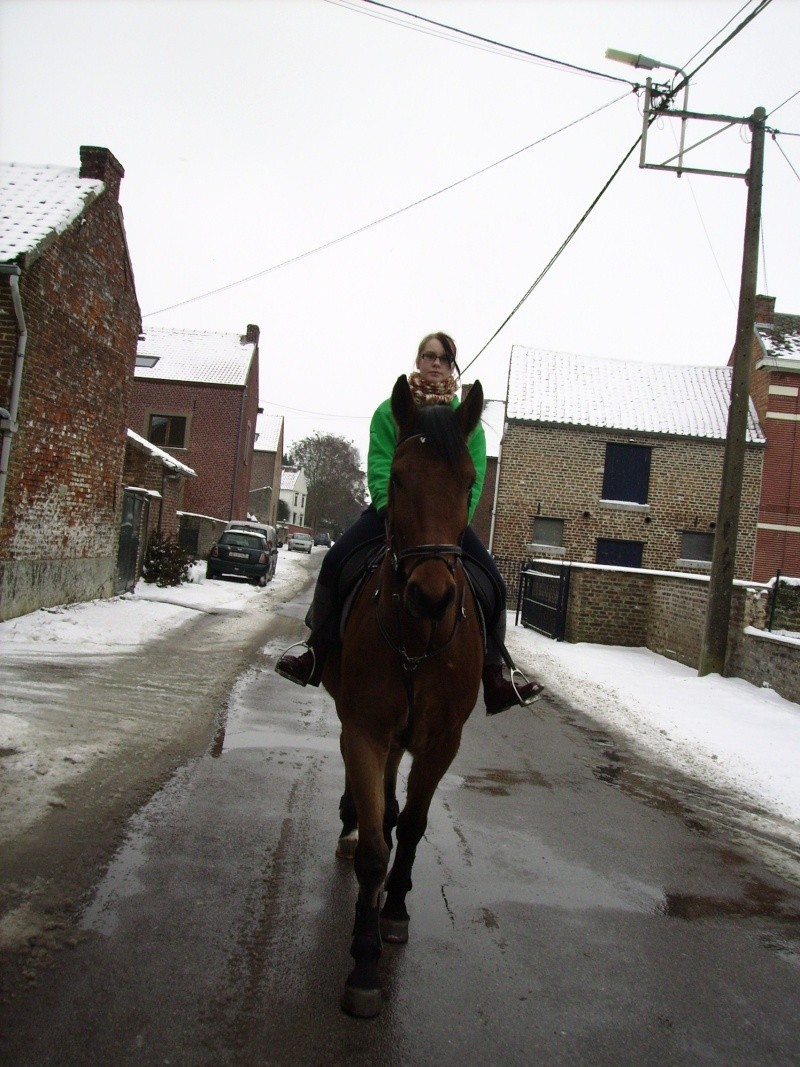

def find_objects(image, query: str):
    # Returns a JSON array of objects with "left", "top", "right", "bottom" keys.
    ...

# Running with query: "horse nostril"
[{"left": 406, "top": 579, "right": 455, "bottom": 621}]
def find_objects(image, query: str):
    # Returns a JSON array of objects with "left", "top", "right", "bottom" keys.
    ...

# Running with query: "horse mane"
[{"left": 398, "top": 403, "right": 469, "bottom": 469}]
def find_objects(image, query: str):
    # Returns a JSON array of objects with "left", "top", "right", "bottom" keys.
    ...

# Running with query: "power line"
[
  {"left": 769, "top": 88, "right": 800, "bottom": 118},
  {"left": 327, "top": 0, "right": 638, "bottom": 86},
  {"left": 671, "top": 0, "right": 773, "bottom": 98},
  {"left": 680, "top": 0, "right": 761, "bottom": 71},
  {"left": 772, "top": 134, "right": 800, "bottom": 183},
  {"left": 461, "top": 129, "right": 646, "bottom": 376},
  {"left": 143, "top": 89, "right": 631, "bottom": 318}
]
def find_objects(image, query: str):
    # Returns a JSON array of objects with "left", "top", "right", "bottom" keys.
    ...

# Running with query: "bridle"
[
  {"left": 387, "top": 432, "right": 465, "bottom": 582},
  {"left": 375, "top": 430, "right": 472, "bottom": 711}
]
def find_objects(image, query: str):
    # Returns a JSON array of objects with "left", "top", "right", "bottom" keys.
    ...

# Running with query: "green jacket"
[{"left": 367, "top": 394, "right": 486, "bottom": 523}]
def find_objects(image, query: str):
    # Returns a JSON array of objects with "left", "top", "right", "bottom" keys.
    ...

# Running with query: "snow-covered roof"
[
  {"left": 756, "top": 314, "right": 800, "bottom": 370},
  {"left": 126, "top": 428, "right": 196, "bottom": 476},
  {"left": 255, "top": 413, "right": 283, "bottom": 453},
  {"left": 280, "top": 468, "right": 302, "bottom": 491},
  {"left": 0, "top": 162, "right": 104, "bottom": 265},
  {"left": 507, "top": 347, "right": 765, "bottom": 444},
  {"left": 135, "top": 327, "right": 256, "bottom": 387}
]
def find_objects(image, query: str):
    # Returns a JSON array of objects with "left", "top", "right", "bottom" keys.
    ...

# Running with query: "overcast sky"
[{"left": 1, "top": 0, "right": 798, "bottom": 463}]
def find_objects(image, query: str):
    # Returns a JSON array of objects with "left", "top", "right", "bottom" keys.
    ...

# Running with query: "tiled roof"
[
  {"left": 507, "top": 347, "right": 765, "bottom": 444},
  {"left": 255, "top": 414, "right": 283, "bottom": 452},
  {"left": 0, "top": 162, "right": 104, "bottom": 264},
  {"left": 756, "top": 314, "right": 800, "bottom": 366},
  {"left": 135, "top": 327, "right": 256, "bottom": 387},
  {"left": 280, "top": 468, "right": 302, "bottom": 491}
]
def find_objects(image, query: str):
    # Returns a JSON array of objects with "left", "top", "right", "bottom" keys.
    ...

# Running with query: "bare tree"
[{"left": 288, "top": 434, "right": 366, "bottom": 536}]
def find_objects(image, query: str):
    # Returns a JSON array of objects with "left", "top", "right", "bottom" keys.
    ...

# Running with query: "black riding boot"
[
  {"left": 483, "top": 610, "right": 543, "bottom": 714},
  {"left": 275, "top": 583, "right": 337, "bottom": 687}
]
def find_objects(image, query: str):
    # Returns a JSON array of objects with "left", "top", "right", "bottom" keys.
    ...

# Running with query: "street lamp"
[{"left": 606, "top": 47, "right": 690, "bottom": 173}]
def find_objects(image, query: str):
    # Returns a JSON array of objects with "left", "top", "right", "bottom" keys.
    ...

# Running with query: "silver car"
[{"left": 286, "top": 531, "right": 313, "bottom": 554}]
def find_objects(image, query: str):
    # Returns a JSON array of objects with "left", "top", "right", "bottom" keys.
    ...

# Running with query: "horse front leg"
[
  {"left": 381, "top": 732, "right": 462, "bottom": 944},
  {"left": 336, "top": 760, "right": 358, "bottom": 859},
  {"left": 340, "top": 728, "right": 391, "bottom": 1018}
]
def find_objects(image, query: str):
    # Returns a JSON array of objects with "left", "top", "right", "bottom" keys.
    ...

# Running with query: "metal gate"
[
  {"left": 115, "top": 490, "right": 145, "bottom": 594},
  {"left": 516, "top": 561, "right": 571, "bottom": 640}
]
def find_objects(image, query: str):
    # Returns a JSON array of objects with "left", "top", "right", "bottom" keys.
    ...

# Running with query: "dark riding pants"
[{"left": 311, "top": 506, "right": 508, "bottom": 664}]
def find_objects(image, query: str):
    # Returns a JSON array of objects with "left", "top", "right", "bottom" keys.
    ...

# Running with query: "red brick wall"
[
  {"left": 128, "top": 353, "right": 259, "bottom": 523},
  {"left": 0, "top": 152, "right": 140, "bottom": 618},
  {"left": 122, "top": 442, "right": 186, "bottom": 540},
  {"left": 493, "top": 423, "right": 762, "bottom": 580},
  {"left": 752, "top": 367, "right": 800, "bottom": 580}
]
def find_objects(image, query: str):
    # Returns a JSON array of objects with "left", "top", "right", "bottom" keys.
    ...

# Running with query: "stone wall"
[{"left": 519, "top": 560, "right": 799, "bottom": 705}]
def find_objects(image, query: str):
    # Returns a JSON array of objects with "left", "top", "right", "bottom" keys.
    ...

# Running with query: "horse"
[{"left": 322, "top": 373, "right": 486, "bottom": 1017}]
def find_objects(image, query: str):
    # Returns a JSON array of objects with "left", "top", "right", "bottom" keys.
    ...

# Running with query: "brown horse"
[{"left": 323, "top": 374, "right": 485, "bottom": 1017}]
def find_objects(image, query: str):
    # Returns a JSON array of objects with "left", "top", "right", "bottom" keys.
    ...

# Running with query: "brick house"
[
  {"left": 117, "top": 430, "right": 196, "bottom": 592},
  {"left": 745, "top": 295, "right": 800, "bottom": 580},
  {"left": 491, "top": 347, "right": 765, "bottom": 585},
  {"left": 129, "top": 325, "right": 261, "bottom": 523},
  {"left": 249, "top": 412, "right": 284, "bottom": 526},
  {"left": 280, "top": 467, "right": 308, "bottom": 528},
  {"left": 0, "top": 146, "right": 141, "bottom": 622}
]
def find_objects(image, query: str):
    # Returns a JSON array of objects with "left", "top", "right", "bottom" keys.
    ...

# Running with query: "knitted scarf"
[{"left": 408, "top": 370, "right": 457, "bottom": 406}]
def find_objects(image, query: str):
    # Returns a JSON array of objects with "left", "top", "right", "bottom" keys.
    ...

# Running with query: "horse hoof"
[
  {"left": 336, "top": 830, "right": 358, "bottom": 860},
  {"left": 380, "top": 916, "right": 409, "bottom": 943},
  {"left": 341, "top": 984, "right": 382, "bottom": 1018}
]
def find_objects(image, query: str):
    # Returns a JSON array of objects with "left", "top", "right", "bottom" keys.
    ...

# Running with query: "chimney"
[
  {"left": 243, "top": 324, "right": 260, "bottom": 346},
  {"left": 753, "top": 294, "right": 776, "bottom": 325},
  {"left": 79, "top": 146, "right": 125, "bottom": 201}
]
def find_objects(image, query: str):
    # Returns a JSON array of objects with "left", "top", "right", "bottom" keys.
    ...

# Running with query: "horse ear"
[
  {"left": 458, "top": 380, "right": 484, "bottom": 438},
  {"left": 391, "top": 375, "right": 416, "bottom": 435}
]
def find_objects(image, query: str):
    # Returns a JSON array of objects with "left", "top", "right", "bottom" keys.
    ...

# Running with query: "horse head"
[{"left": 388, "top": 375, "right": 484, "bottom": 621}]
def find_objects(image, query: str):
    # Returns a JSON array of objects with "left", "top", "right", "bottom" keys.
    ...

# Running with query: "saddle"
[{"left": 334, "top": 539, "right": 501, "bottom": 652}]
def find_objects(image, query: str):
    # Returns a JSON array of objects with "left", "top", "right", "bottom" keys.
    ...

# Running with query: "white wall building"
[{"left": 280, "top": 467, "right": 308, "bottom": 527}]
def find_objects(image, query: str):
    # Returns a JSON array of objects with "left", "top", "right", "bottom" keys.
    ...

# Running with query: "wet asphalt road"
[{"left": 2, "top": 583, "right": 799, "bottom": 1066}]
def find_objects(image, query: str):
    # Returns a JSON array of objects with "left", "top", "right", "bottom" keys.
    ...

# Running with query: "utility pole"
[{"left": 698, "top": 106, "right": 766, "bottom": 676}]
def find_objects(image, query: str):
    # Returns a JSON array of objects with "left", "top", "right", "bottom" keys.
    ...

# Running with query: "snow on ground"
[{"left": 1, "top": 548, "right": 799, "bottom": 844}]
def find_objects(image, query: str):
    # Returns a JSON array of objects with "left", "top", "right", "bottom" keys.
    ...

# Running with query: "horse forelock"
[{"left": 396, "top": 403, "right": 469, "bottom": 471}]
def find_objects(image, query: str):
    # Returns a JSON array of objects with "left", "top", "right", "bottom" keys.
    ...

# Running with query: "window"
[
  {"left": 596, "top": 538, "right": 644, "bottom": 568},
  {"left": 532, "top": 517, "right": 564, "bottom": 547},
  {"left": 681, "top": 531, "right": 714, "bottom": 562},
  {"left": 148, "top": 414, "right": 187, "bottom": 448},
  {"left": 135, "top": 355, "right": 159, "bottom": 369},
  {"left": 602, "top": 443, "right": 651, "bottom": 504}
]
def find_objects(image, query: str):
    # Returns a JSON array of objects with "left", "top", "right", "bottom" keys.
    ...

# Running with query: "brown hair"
[{"left": 416, "top": 332, "right": 459, "bottom": 377}]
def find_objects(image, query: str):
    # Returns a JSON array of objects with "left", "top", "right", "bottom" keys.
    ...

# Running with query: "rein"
[{"left": 377, "top": 425, "right": 473, "bottom": 720}]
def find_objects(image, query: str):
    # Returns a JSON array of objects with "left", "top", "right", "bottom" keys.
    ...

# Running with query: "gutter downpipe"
[
  {"left": 487, "top": 418, "right": 505, "bottom": 554},
  {"left": 0, "top": 264, "right": 27, "bottom": 525}
]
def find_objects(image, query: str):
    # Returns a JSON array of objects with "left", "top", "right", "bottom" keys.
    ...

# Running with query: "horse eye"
[{"left": 392, "top": 474, "right": 403, "bottom": 491}]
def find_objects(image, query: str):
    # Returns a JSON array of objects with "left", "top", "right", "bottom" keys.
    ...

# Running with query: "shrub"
[{"left": 142, "top": 531, "right": 191, "bottom": 587}]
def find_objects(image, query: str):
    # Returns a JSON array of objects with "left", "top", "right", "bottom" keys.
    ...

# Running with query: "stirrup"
[
  {"left": 510, "top": 666, "right": 542, "bottom": 707},
  {"left": 276, "top": 640, "right": 315, "bottom": 677}
]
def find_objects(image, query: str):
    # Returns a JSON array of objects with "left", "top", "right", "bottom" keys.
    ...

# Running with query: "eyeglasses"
[{"left": 420, "top": 352, "right": 453, "bottom": 366}]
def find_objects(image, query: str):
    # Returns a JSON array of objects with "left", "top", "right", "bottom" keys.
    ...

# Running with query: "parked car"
[
  {"left": 287, "top": 531, "right": 313, "bottom": 554},
  {"left": 314, "top": 531, "right": 332, "bottom": 547},
  {"left": 207, "top": 530, "right": 272, "bottom": 586},
  {"left": 226, "top": 520, "right": 277, "bottom": 579}
]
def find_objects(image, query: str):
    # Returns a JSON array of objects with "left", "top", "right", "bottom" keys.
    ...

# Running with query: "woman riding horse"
[{"left": 275, "top": 331, "right": 542, "bottom": 713}]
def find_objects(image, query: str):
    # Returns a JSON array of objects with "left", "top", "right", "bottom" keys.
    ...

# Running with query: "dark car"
[
  {"left": 226, "top": 520, "right": 277, "bottom": 579},
  {"left": 206, "top": 531, "right": 272, "bottom": 586},
  {"left": 314, "top": 531, "right": 332, "bottom": 547}
]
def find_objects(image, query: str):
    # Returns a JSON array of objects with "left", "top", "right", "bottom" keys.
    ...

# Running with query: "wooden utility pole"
[{"left": 697, "top": 107, "right": 766, "bottom": 677}]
